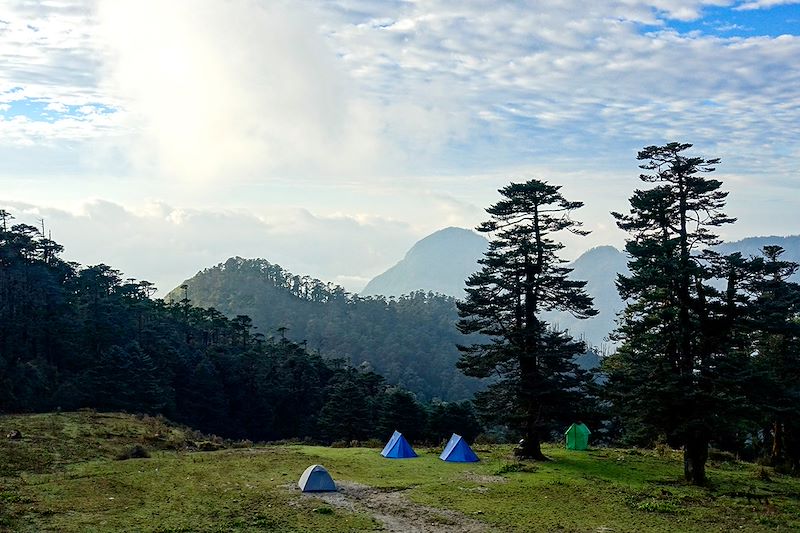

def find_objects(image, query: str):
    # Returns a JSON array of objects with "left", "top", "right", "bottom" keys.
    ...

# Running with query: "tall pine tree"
[
  {"left": 457, "top": 179, "right": 596, "bottom": 460},
  {"left": 749, "top": 246, "right": 800, "bottom": 471},
  {"left": 605, "top": 142, "right": 737, "bottom": 485}
]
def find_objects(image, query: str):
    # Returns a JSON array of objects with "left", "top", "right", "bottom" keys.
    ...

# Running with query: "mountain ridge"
[
  {"left": 361, "top": 227, "right": 488, "bottom": 298},
  {"left": 359, "top": 230, "right": 800, "bottom": 347},
  {"left": 166, "top": 257, "right": 483, "bottom": 402},
  {"left": 168, "top": 231, "right": 800, "bottom": 383}
]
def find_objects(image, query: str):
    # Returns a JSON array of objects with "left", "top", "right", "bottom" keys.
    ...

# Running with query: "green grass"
[{"left": 2, "top": 412, "right": 800, "bottom": 532}]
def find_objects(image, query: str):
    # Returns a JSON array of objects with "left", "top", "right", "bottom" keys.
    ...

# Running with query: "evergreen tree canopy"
[
  {"left": 605, "top": 142, "right": 740, "bottom": 485},
  {"left": 748, "top": 246, "right": 800, "bottom": 471},
  {"left": 167, "top": 257, "right": 483, "bottom": 401},
  {"left": 0, "top": 211, "right": 481, "bottom": 445},
  {"left": 457, "top": 179, "right": 596, "bottom": 460}
]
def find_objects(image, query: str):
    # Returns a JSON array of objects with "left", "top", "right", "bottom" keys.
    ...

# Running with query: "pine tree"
[
  {"left": 457, "top": 179, "right": 596, "bottom": 460},
  {"left": 605, "top": 142, "right": 737, "bottom": 485},
  {"left": 317, "top": 369, "right": 371, "bottom": 443},
  {"left": 749, "top": 246, "right": 800, "bottom": 470},
  {"left": 376, "top": 388, "right": 428, "bottom": 442}
]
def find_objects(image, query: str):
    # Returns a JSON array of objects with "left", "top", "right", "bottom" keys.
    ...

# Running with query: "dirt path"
[{"left": 305, "top": 481, "right": 490, "bottom": 532}]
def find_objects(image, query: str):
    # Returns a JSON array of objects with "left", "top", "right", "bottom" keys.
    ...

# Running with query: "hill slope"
[
  {"left": 543, "top": 245, "right": 630, "bottom": 348},
  {"left": 3, "top": 412, "right": 799, "bottom": 532},
  {"left": 167, "top": 257, "right": 482, "bottom": 401},
  {"left": 717, "top": 235, "right": 800, "bottom": 279},
  {"left": 361, "top": 227, "right": 488, "bottom": 298}
]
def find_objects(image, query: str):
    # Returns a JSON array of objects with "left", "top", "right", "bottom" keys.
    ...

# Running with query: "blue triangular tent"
[
  {"left": 380, "top": 430, "right": 417, "bottom": 458},
  {"left": 439, "top": 433, "right": 479, "bottom": 462},
  {"left": 298, "top": 464, "right": 336, "bottom": 492}
]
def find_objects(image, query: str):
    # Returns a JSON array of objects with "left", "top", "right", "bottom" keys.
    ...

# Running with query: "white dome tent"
[{"left": 298, "top": 464, "right": 336, "bottom": 492}]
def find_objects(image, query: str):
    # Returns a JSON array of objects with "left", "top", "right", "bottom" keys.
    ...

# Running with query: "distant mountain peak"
[
  {"left": 360, "top": 227, "right": 488, "bottom": 298},
  {"left": 406, "top": 227, "right": 484, "bottom": 252}
]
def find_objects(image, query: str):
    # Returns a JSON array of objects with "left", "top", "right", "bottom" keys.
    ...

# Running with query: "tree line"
[
  {"left": 167, "top": 258, "right": 484, "bottom": 401},
  {"left": 2, "top": 141, "right": 798, "bottom": 486},
  {"left": 457, "top": 142, "right": 800, "bottom": 484},
  {"left": 0, "top": 213, "right": 479, "bottom": 444}
]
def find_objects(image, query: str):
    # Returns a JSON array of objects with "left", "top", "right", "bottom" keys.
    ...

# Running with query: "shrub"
[
  {"left": 756, "top": 468, "right": 772, "bottom": 482},
  {"left": 708, "top": 449, "right": 737, "bottom": 463},
  {"left": 197, "top": 441, "right": 224, "bottom": 452},
  {"left": 474, "top": 433, "right": 497, "bottom": 445},
  {"left": 654, "top": 442, "right": 673, "bottom": 458},
  {"left": 363, "top": 438, "right": 384, "bottom": 448},
  {"left": 116, "top": 445, "right": 150, "bottom": 460}
]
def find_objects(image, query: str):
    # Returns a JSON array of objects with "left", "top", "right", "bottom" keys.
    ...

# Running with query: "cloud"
[
  {"left": 2, "top": 0, "right": 799, "bottom": 187},
  {"left": 319, "top": 1, "right": 799, "bottom": 182},
  {"left": 735, "top": 0, "right": 800, "bottom": 10},
  {"left": 1, "top": 0, "right": 799, "bottom": 265},
  {"left": 95, "top": 0, "right": 413, "bottom": 182},
  {"left": 0, "top": 198, "right": 422, "bottom": 295}
]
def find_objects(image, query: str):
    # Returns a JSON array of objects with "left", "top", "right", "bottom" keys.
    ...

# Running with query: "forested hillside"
[
  {"left": 0, "top": 212, "right": 479, "bottom": 443},
  {"left": 167, "top": 257, "right": 483, "bottom": 401}
]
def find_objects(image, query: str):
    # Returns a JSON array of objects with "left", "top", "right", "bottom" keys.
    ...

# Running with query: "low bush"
[{"left": 116, "top": 445, "right": 150, "bottom": 460}]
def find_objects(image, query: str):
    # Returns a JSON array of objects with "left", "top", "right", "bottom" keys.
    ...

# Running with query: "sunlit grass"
[{"left": 2, "top": 412, "right": 799, "bottom": 532}]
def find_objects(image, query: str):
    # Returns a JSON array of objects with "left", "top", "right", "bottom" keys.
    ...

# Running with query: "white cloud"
[
  {"left": 0, "top": 1, "right": 110, "bottom": 104},
  {"left": 735, "top": 0, "right": 800, "bottom": 9},
  {"left": 0, "top": 199, "right": 419, "bottom": 295},
  {"left": 2, "top": 0, "right": 798, "bottom": 187},
  {"left": 1, "top": 0, "right": 799, "bottom": 282},
  {"left": 94, "top": 0, "right": 409, "bottom": 182}
]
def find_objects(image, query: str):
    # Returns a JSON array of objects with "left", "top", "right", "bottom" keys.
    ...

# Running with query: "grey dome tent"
[
  {"left": 298, "top": 464, "right": 336, "bottom": 492},
  {"left": 439, "top": 433, "right": 479, "bottom": 462},
  {"left": 565, "top": 422, "right": 591, "bottom": 450},
  {"left": 381, "top": 430, "right": 418, "bottom": 458}
]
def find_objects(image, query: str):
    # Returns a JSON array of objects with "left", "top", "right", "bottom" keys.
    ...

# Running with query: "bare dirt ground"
[{"left": 304, "top": 481, "right": 490, "bottom": 532}]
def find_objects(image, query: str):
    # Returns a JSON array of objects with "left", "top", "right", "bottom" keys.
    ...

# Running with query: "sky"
[{"left": 1, "top": 0, "right": 798, "bottom": 294}]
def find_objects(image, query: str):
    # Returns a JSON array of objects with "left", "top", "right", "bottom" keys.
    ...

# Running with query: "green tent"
[{"left": 565, "top": 422, "right": 591, "bottom": 450}]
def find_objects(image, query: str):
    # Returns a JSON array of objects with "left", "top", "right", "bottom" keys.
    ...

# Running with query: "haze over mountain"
[
  {"left": 542, "top": 246, "right": 630, "bottom": 350},
  {"left": 166, "top": 258, "right": 483, "bottom": 402},
  {"left": 361, "top": 227, "right": 488, "bottom": 298},
  {"left": 360, "top": 229, "right": 800, "bottom": 347},
  {"left": 162, "top": 229, "right": 800, "bottom": 404},
  {"left": 717, "top": 236, "right": 800, "bottom": 269}
]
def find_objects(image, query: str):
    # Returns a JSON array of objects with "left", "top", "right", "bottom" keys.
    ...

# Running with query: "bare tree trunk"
[
  {"left": 684, "top": 431, "right": 708, "bottom": 485},
  {"left": 772, "top": 420, "right": 784, "bottom": 464},
  {"left": 516, "top": 356, "right": 547, "bottom": 462},
  {"left": 516, "top": 423, "right": 547, "bottom": 461}
]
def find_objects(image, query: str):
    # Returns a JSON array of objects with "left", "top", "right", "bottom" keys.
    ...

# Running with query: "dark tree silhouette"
[
  {"left": 457, "top": 179, "right": 596, "bottom": 460},
  {"left": 605, "top": 142, "right": 738, "bottom": 485}
]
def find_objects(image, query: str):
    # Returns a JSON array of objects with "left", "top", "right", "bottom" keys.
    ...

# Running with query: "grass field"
[{"left": 1, "top": 411, "right": 799, "bottom": 532}]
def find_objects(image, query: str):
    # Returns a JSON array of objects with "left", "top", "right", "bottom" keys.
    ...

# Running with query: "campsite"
[
  {"left": 3, "top": 2, "right": 800, "bottom": 531},
  {"left": 2, "top": 411, "right": 800, "bottom": 532}
]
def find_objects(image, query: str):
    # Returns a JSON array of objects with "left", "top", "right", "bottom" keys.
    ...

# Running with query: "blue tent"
[
  {"left": 298, "top": 464, "right": 336, "bottom": 492},
  {"left": 380, "top": 430, "right": 418, "bottom": 459},
  {"left": 439, "top": 433, "right": 479, "bottom": 463}
]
